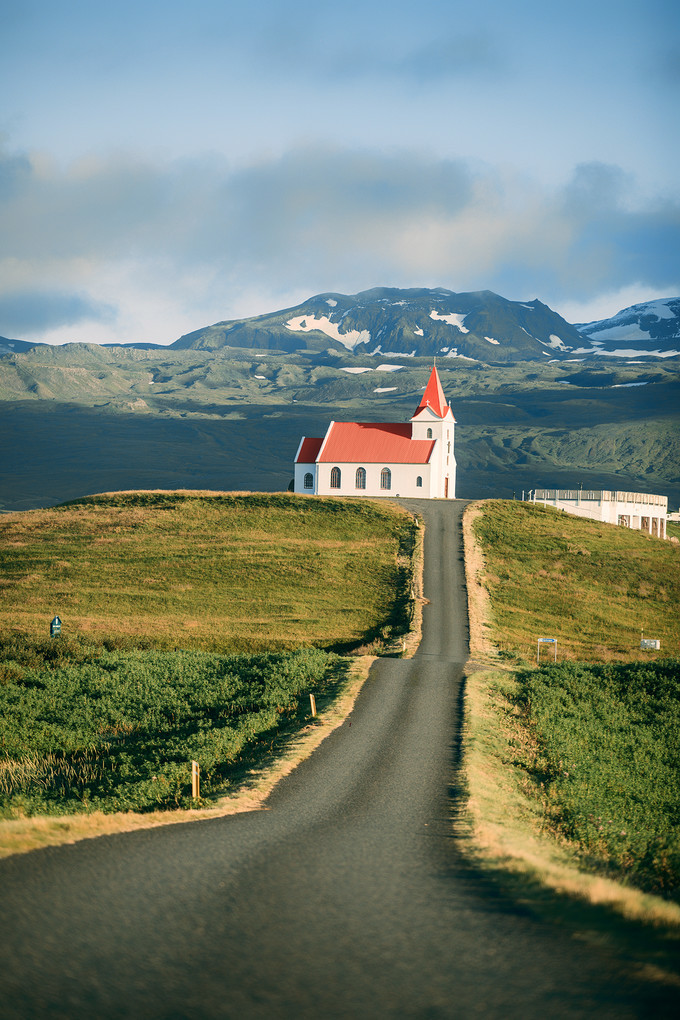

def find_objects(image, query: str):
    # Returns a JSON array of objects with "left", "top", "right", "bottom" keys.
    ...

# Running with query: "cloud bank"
[{"left": 1, "top": 142, "right": 678, "bottom": 343}]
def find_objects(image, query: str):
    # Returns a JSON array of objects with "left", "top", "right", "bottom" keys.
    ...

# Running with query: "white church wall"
[
  {"left": 315, "top": 461, "right": 431, "bottom": 498},
  {"left": 294, "top": 463, "right": 317, "bottom": 494}
]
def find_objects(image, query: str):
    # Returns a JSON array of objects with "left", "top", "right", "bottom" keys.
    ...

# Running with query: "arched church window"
[
  {"left": 416, "top": 476, "right": 422, "bottom": 488},
  {"left": 427, "top": 428, "right": 433, "bottom": 439},
  {"left": 304, "top": 472, "right": 314, "bottom": 489},
  {"left": 380, "top": 467, "right": 391, "bottom": 490},
  {"left": 330, "top": 466, "right": 341, "bottom": 489},
  {"left": 355, "top": 467, "right": 366, "bottom": 490}
]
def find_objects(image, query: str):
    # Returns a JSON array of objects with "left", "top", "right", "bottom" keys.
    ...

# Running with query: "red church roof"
[
  {"left": 295, "top": 437, "right": 324, "bottom": 464},
  {"left": 318, "top": 422, "right": 435, "bottom": 464},
  {"left": 413, "top": 366, "right": 454, "bottom": 419}
]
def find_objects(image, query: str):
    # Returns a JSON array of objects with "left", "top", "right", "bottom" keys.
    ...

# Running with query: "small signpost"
[
  {"left": 50, "top": 615, "right": 62, "bottom": 639},
  {"left": 640, "top": 630, "right": 660, "bottom": 651},
  {"left": 309, "top": 693, "right": 317, "bottom": 718},
  {"left": 191, "top": 760, "right": 200, "bottom": 799},
  {"left": 537, "top": 637, "right": 557, "bottom": 664}
]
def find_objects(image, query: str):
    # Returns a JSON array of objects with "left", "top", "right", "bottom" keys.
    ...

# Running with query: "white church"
[{"left": 294, "top": 366, "right": 457, "bottom": 499}]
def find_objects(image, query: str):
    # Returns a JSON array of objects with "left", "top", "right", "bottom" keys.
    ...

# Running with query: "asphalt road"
[{"left": 0, "top": 500, "right": 675, "bottom": 1018}]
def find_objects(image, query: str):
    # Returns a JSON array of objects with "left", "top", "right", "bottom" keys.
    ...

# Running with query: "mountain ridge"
[
  {"left": 171, "top": 287, "right": 588, "bottom": 362},
  {"left": 171, "top": 288, "right": 680, "bottom": 362},
  {"left": 3, "top": 290, "right": 680, "bottom": 361}
]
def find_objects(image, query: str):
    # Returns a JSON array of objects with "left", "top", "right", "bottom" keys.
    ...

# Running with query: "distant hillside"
[
  {"left": 172, "top": 287, "right": 587, "bottom": 363},
  {"left": 576, "top": 298, "right": 680, "bottom": 358},
  {"left": 1, "top": 287, "right": 678, "bottom": 512}
]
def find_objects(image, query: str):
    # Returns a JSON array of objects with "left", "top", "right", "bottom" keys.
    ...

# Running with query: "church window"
[
  {"left": 380, "top": 467, "right": 391, "bottom": 490},
  {"left": 330, "top": 466, "right": 341, "bottom": 489},
  {"left": 416, "top": 476, "right": 422, "bottom": 488},
  {"left": 427, "top": 428, "right": 433, "bottom": 439},
  {"left": 304, "top": 472, "right": 314, "bottom": 489},
  {"left": 355, "top": 467, "right": 366, "bottom": 490}
]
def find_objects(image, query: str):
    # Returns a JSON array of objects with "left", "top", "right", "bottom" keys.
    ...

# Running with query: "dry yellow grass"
[{"left": 0, "top": 490, "right": 415, "bottom": 653}]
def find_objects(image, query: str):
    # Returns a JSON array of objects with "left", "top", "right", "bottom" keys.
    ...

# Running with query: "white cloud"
[{"left": 0, "top": 143, "right": 678, "bottom": 343}]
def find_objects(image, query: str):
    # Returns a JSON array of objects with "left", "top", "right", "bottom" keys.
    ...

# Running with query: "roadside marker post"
[
  {"left": 537, "top": 637, "right": 557, "bottom": 664},
  {"left": 50, "top": 615, "right": 62, "bottom": 639},
  {"left": 191, "top": 760, "right": 200, "bottom": 799},
  {"left": 309, "top": 693, "right": 317, "bottom": 718}
]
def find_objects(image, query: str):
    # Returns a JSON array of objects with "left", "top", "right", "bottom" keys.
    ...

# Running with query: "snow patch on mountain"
[
  {"left": 576, "top": 298, "right": 680, "bottom": 358},
  {"left": 285, "top": 314, "right": 371, "bottom": 351},
  {"left": 430, "top": 310, "right": 469, "bottom": 332},
  {"left": 586, "top": 323, "right": 651, "bottom": 343},
  {"left": 540, "top": 334, "right": 570, "bottom": 351},
  {"left": 644, "top": 300, "right": 676, "bottom": 320},
  {"left": 485, "top": 336, "right": 500, "bottom": 345},
  {"left": 445, "top": 349, "right": 477, "bottom": 361},
  {"left": 586, "top": 347, "right": 680, "bottom": 358}
]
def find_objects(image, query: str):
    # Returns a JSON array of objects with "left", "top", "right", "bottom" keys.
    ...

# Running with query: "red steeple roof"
[{"left": 413, "top": 366, "right": 452, "bottom": 419}]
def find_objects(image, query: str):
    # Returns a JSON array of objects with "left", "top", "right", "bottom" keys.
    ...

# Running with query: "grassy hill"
[
  {"left": 472, "top": 500, "right": 680, "bottom": 662},
  {"left": 465, "top": 500, "right": 680, "bottom": 917},
  {"left": 0, "top": 492, "right": 416, "bottom": 823},
  {"left": 0, "top": 491, "right": 415, "bottom": 653}
]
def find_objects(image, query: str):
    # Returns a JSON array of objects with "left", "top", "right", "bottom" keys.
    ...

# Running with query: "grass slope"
[
  {"left": 464, "top": 501, "right": 680, "bottom": 928},
  {"left": 0, "top": 491, "right": 416, "bottom": 653},
  {"left": 516, "top": 658, "right": 680, "bottom": 899},
  {"left": 0, "top": 491, "right": 417, "bottom": 834},
  {"left": 472, "top": 500, "right": 679, "bottom": 662}
]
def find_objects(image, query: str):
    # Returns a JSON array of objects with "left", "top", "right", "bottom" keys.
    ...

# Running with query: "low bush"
[
  {"left": 516, "top": 657, "right": 680, "bottom": 899},
  {"left": 0, "top": 640, "right": 330, "bottom": 816}
]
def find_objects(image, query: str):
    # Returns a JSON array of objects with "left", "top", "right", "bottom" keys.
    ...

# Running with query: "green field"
[
  {"left": 0, "top": 491, "right": 415, "bottom": 822},
  {"left": 0, "top": 643, "right": 333, "bottom": 816},
  {"left": 469, "top": 500, "right": 680, "bottom": 904},
  {"left": 0, "top": 491, "right": 415, "bottom": 653},
  {"left": 472, "top": 500, "right": 680, "bottom": 662}
]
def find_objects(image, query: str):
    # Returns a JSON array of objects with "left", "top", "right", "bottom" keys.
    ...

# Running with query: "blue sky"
[{"left": 1, "top": 0, "right": 679, "bottom": 344}]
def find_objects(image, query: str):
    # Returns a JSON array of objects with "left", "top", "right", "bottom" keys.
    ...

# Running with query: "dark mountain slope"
[{"left": 172, "top": 287, "right": 586, "bottom": 362}]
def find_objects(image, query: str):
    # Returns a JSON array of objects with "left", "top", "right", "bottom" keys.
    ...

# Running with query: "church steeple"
[
  {"left": 412, "top": 366, "right": 455, "bottom": 421},
  {"left": 409, "top": 365, "right": 457, "bottom": 498}
]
